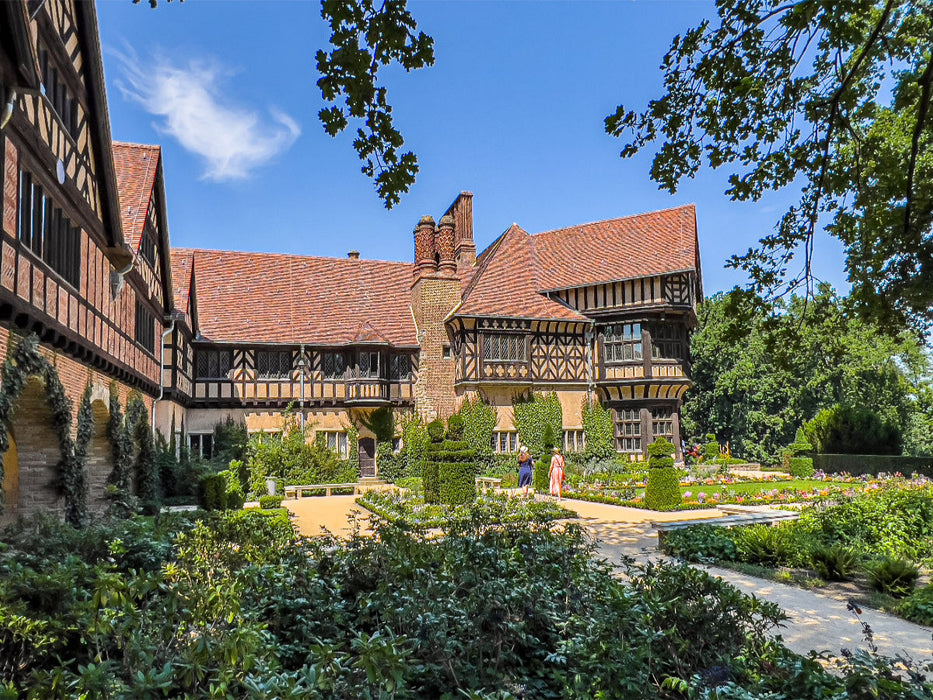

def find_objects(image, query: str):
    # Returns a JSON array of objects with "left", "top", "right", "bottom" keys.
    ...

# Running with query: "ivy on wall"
[
  {"left": 458, "top": 395, "right": 497, "bottom": 457},
  {"left": 512, "top": 392, "right": 563, "bottom": 459},
  {"left": 581, "top": 397, "right": 614, "bottom": 461},
  {"left": 106, "top": 382, "right": 134, "bottom": 497},
  {"left": 0, "top": 334, "right": 88, "bottom": 526}
]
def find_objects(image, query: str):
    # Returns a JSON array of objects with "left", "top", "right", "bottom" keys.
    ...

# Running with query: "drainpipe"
[
  {"left": 151, "top": 315, "right": 181, "bottom": 432},
  {"left": 0, "top": 89, "right": 17, "bottom": 131}
]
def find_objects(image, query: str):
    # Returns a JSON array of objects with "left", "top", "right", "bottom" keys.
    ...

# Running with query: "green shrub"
[
  {"left": 734, "top": 525, "right": 795, "bottom": 566},
  {"left": 423, "top": 460, "right": 440, "bottom": 503},
  {"left": 438, "top": 462, "right": 476, "bottom": 505},
  {"left": 427, "top": 419, "right": 446, "bottom": 443},
  {"left": 533, "top": 456, "right": 550, "bottom": 493},
  {"left": 660, "top": 525, "right": 738, "bottom": 562},
  {"left": 788, "top": 456, "right": 815, "bottom": 478},
  {"left": 396, "top": 476, "right": 423, "bottom": 495},
  {"left": 645, "top": 468, "right": 681, "bottom": 511},
  {"left": 446, "top": 414, "right": 465, "bottom": 441},
  {"left": 581, "top": 397, "right": 614, "bottom": 461},
  {"left": 898, "top": 585, "right": 933, "bottom": 626},
  {"left": 866, "top": 557, "right": 920, "bottom": 597},
  {"left": 199, "top": 472, "right": 227, "bottom": 511},
  {"left": 259, "top": 495, "right": 284, "bottom": 509},
  {"left": 809, "top": 544, "right": 858, "bottom": 581},
  {"left": 806, "top": 404, "right": 902, "bottom": 455},
  {"left": 704, "top": 433, "right": 719, "bottom": 461},
  {"left": 376, "top": 442, "right": 404, "bottom": 483}
]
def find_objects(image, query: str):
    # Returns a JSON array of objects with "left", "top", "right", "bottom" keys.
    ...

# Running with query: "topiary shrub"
[
  {"left": 199, "top": 472, "right": 227, "bottom": 511},
  {"left": 259, "top": 494, "right": 284, "bottom": 509},
  {"left": 423, "top": 460, "right": 440, "bottom": 504},
  {"left": 644, "top": 438, "right": 682, "bottom": 511},
  {"left": 782, "top": 428, "right": 814, "bottom": 477},
  {"left": 703, "top": 433, "right": 719, "bottom": 462},
  {"left": 427, "top": 419, "right": 446, "bottom": 443},
  {"left": 446, "top": 414, "right": 465, "bottom": 441},
  {"left": 533, "top": 455, "right": 550, "bottom": 494},
  {"left": 424, "top": 438, "right": 476, "bottom": 505},
  {"left": 788, "top": 456, "right": 815, "bottom": 478},
  {"left": 438, "top": 462, "right": 475, "bottom": 505}
]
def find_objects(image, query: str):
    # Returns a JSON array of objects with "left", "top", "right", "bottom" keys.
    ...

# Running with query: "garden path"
[{"left": 560, "top": 499, "right": 933, "bottom": 662}]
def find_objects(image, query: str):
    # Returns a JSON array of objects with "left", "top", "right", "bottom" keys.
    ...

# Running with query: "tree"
[
  {"left": 682, "top": 286, "right": 930, "bottom": 462},
  {"left": 607, "top": 0, "right": 933, "bottom": 332}
]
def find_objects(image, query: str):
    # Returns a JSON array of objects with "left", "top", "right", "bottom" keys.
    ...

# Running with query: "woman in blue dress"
[{"left": 517, "top": 446, "right": 534, "bottom": 497}]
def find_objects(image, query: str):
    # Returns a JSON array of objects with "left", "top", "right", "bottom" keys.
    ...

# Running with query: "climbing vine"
[
  {"left": 581, "top": 397, "right": 614, "bottom": 462},
  {"left": 512, "top": 392, "right": 562, "bottom": 459},
  {"left": 458, "top": 394, "right": 497, "bottom": 457},
  {"left": 0, "top": 334, "right": 87, "bottom": 526}
]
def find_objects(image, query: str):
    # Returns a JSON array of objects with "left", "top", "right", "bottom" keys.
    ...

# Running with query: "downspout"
[
  {"left": 0, "top": 89, "right": 17, "bottom": 131},
  {"left": 151, "top": 319, "right": 177, "bottom": 432}
]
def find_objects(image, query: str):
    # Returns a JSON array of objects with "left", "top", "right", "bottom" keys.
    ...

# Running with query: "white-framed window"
[
  {"left": 604, "top": 323, "right": 643, "bottom": 363},
  {"left": 563, "top": 429, "right": 586, "bottom": 453},
  {"left": 188, "top": 433, "right": 213, "bottom": 460},
  {"left": 491, "top": 430, "right": 519, "bottom": 454},
  {"left": 319, "top": 430, "right": 349, "bottom": 458},
  {"left": 247, "top": 428, "right": 282, "bottom": 443},
  {"left": 615, "top": 409, "right": 642, "bottom": 453},
  {"left": 651, "top": 407, "right": 675, "bottom": 441}
]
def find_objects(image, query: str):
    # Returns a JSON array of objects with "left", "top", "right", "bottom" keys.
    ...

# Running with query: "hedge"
[
  {"left": 787, "top": 456, "right": 815, "bottom": 478},
  {"left": 438, "top": 462, "right": 476, "bottom": 505},
  {"left": 644, "top": 468, "right": 682, "bottom": 511},
  {"left": 812, "top": 454, "right": 933, "bottom": 477},
  {"left": 533, "top": 457, "right": 550, "bottom": 493},
  {"left": 423, "top": 461, "right": 440, "bottom": 504}
]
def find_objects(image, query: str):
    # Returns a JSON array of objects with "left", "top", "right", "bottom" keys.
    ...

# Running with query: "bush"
[
  {"left": 438, "top": 462, "right": 476, "bottom": 505},
  {"left": 259, "top": 495, "right": 284, "bottom": 509},
  {"left": 198, "top": 469, "right": 244, "bottom": 511},
  {"left": 660, "top": 525, "right": 738, "bottom": 562},
  {"left": 427, "top": 419, "right": 446, "bottom": 443},
  {"left": 396, "top": 476, "right": 423, "bottom": 495},
  {"left": 788, "top": 456, "right": 815, "bottom": 478},
  {"left": 533, "top": 455, "right": 550, "bottom": 493},
  {"left": 866, "top": 556, "right": 920, "bottom": 597},
  {"left": 734, "top": 525, "right": 795, "bottom": 566},
  {"left": 704, "top": 433, "right": 719, "bottom": 462},
  {"left": 809, "top": 544, "right": 858, "bottom": 581},
  {"left": 645, "top": 468, "right": 681, "bottom": 511},
  {"left": 898, "top": 585, "right": 933, "bottom": 626},
  {"left": 446, "top": 414, "right": 465, "bottom": 441},
  {"left": 376, "top": 442, "right": 404, "bottom": 483},
  {"left": 806, "top": 404, "right": 902, "bottom": 455},
  {"left": 423, "top": 460, "right": 440, "bottom": 503}
]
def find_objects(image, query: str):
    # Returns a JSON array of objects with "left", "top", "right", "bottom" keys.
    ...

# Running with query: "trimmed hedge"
[
  {"left": 259, "top": 495, "right": 284, "bottom": 509},
  {"left": 812, "top": 454, "right": 933, "bottom": 476},
  {"left": 438, "top": 462, "right": 476, "bottom": 505},
  {"left": 423, "top": 461, "right": 440, "bottom": 503},
  {"left": 199, "top": 470, "right": 244, "bottom": 511},
  {"left": 533, "top": 457, "right": 550, "bottom": 493},
  {"left": 787, "top": 456, "right": 815, "bottom": 478},
  {"left": 645, "top": 468, "right": 682, "bottom": 511},
  {"left": 424, "top": 438, "right": 477, "bottom": 505}
]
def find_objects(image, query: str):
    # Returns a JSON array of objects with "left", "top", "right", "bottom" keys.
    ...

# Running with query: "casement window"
[
  {"left": 39, "top": 47, "right": 78, "bottom": 139},
  {"left": 604, "top": 323, "right": 643, "bottom": 363},
  {"left": 615, "top": 409, "right": 642, "bottom": 453},
  {"left": 563, "top": 430, "right": 586, "bottom": 453},
  {"left": 482, "top": 334, "right": 527, "bottom": 363},
  {"left": 320, "top": 430, "right": 349, "bottom": 458},
  {"left": 322, "top": 352, "right": 347, "bottom": 379},
  {"left": 442, "top": 344, "right": 452, "bottom": 359},
  {"left": 135, "top": 298, "right": 155, "bottom": 353},
  {"left": 139, "top": 227, "right": 157, "bottom": 267},
  {"left": 188, "top": 433, "right": 213, "bottom": 460},
  {"left": 256, "top": 349, "right": 292, "bottom": 379},
  {"left": 491, "top": 431, "right": 519, "bottom": 454},
  {"left": 389, "top": 354, "right": 412, "bottom": 381},
  {"left": 650, "top": 325, "right": 686, "bottom": 361},
  {"left": 651, "top": 407, "right": 675, "bottom": 441},
  {"left": 195, "top": 349, "right": 232, "bottom": 379},
  {"left": 358, "top": 351, "right": 380, "bottom": 378},
  {"left": 17, "top": 169, "right": 81, "bottom": 289}
]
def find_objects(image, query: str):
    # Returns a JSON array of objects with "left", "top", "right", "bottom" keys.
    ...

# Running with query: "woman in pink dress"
[{"left": 549, "top": 447, "right": 565, "bottom": 500}]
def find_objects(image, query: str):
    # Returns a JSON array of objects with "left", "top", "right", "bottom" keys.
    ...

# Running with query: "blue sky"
[{"left": 96, "top": 0, "right": 849, "bottom": 297}]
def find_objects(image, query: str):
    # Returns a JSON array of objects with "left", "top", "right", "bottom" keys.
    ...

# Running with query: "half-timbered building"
[{"left": 0, "top": 1, "right": 174, "bottom": 522}]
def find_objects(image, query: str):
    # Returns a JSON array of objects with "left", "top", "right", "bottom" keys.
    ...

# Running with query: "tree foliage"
[
  {"left": 683, "top": 287, "right": 931, "bottom": 462},
  {"left": 608, "top": 0, "right": 933, "bottom": 331}
]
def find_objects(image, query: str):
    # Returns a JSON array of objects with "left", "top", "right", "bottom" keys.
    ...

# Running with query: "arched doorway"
[
  {"left": 1, "top": 432, "right": 19, "bottom": 525},
  {"left": 86, "top": 399, "right": 113, "bottom": 512},
  {"left": 358, "top": 437, "right": 376, "bottom": 478}
]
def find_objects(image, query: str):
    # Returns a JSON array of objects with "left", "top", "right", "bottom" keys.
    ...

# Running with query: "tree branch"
[{"left": 903, "top": 51, "right": 933, "bottom": 239}]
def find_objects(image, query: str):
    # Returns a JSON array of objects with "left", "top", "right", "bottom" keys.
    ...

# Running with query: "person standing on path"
[
  {"left": 549, "top": 447, "right": 565, "bottom": 500},
  {"left": 518, "top": 446, "right": 534, "bottom": 497}
]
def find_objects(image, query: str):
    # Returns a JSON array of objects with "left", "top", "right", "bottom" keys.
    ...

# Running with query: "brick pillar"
[
  {"left": 413, "top": 215, "right": 437, "bottom": 281},
  {"left": 436, "top": 215, "right": 457, "bottom": 277},
  {"left": 411, "top": 275, "right": 461, "bottom": 421}
]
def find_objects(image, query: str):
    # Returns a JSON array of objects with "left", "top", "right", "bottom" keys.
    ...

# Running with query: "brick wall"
[
  {"left": 0, "top": 325, "right": 153, "bottom": 522},
  {"left": 411, "top": 275, "right": 460, "bottom": 421}
]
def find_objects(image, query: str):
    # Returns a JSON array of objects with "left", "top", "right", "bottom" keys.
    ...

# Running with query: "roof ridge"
[
  {"left": 170, "top": 247, "right": 414, "bottom": 267},
  {"left": 113, "top": 141, "right": 161, "bottom": 151},
  {"left": 532, "top": 203, "right": 697, "bottom": 238}
]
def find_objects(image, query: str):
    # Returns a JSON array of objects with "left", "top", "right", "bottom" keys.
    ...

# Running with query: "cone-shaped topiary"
[
  {"left": 783, "top": 428, "right": 814, "bottom": 477},
  {"left": 645, "top": 437, "right": 682, "bottom": 511}
]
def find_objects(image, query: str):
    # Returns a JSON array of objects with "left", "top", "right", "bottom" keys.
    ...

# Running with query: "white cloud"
[{"left": 112, "top": 48, "right": 300, "bottom": 181}]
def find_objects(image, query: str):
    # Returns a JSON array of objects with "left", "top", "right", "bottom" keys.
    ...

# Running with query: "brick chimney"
[
  {"left": 347, "top": 250, "right": 360, "bottom": 259},
  {"left": 413, "top": 215, "right": 437, "bottom": 281},
  {"left": 445, "top": 191, "right": 476, "bottom": 279},
  {"left": 436, "top": 214, "right": 457, "bottom": 276}
]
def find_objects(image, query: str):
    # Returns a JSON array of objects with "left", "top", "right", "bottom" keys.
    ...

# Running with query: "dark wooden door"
[{"left": 359, "top": 438, "right": 376, "bottom": 478}]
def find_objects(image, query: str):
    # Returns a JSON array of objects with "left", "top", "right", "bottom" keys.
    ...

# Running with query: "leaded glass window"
[
  {"left": 358, "top": 351, "right": 380, "bottom": 378},
  {"left": 257, "top": 350, "right": 292, "bottom": 379},
  {"left": 650, "top": 325, "right": 686, "bottom": 361},
  {"left": 604, "top": 324, "right": 642, "bottom": 363},
  {"left": 390, "top": 354, "right": 412, "bottom": 381},
  {"left": 482, "top": 334, "right": 527, "bottom": 363},
  {"left": 651, "top": 407, "right": 674, "bottom": 441},
  {"left": 616, "top": 408, "right": 642, "bottom": 453},
  {"left": 196, "top": 350, "right": 232, "bottom": 379},
  {"left": 322, "top": 352, "right": 346, "bottom": 379}
]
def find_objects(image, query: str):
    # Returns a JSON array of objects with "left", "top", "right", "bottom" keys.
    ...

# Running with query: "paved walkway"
[{"left": 280, "top": 493, "right": 933, "bottom": 661}]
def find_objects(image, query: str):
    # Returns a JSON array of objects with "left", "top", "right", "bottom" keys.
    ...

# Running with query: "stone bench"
[
  {"left": 652, "top": 509, "right": 799, "bottom": 535},
  {"left": 284, "top": 483, "right": 360, "bottom": 499},
  {"left": 475, "top": 477, "right": 502, "bottom": 493}
]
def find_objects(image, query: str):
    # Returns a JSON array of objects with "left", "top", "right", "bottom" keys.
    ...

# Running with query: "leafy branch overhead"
[
  {"left": 607, "top": 0, "right": 933, "bottom": 332},
  {"left": 317, "top": 0, "right": 435, "bottom": 208}
]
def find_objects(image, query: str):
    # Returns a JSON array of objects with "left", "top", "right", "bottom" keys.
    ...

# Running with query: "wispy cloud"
[{"left": 112, "top": 48, "right": 300, "bottom": 181}]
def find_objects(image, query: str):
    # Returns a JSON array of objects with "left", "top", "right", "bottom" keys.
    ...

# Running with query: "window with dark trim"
[
  {"left": 563, "top": 430, "right": 586, "bottom": 453},
  {"left": 135, "top": 298, "right": 155, "bottom": 353},
  {"left": 389, "top": 354, "right": 412, "bottom": 381},
  {"left": 139, "top": 227, "right": 157, "bottom": 267},
  {"left": 615, "top": 409, "right": 642, "bottom": 453},
  {"left": 604, "top": 323, "right": 642, "bottom": 363},
  {"left": 650, "top": 325, "right": 686, "bottom": 361},
  {"left": 196, "top": 349, "right": 232, "bottom": 379},
  {"left": 358, "top": 351, "right": 380, "bottom": 378},
  {"left": 256, "top": 350, "right": 292, "bottom": 379},
  {"left": 651, "top": 407, "right": 675, "bottom": 441},
  {"left": 482, "top": 334, "right": 527, "bottom": 363},
  {"left": 322, "top": 352, "right": 346, "bottom": 379},
  {"left": 491, "top": 431, "right": 519, "bottom": 454},
  {"left": 189, "top": 433, "right": 213, "bottom": 461},
  {"left": 17, "top": 168, "right": 81, "bottom": 289},
  {"left": 39, "top": 47, "right": 78, "bottom": 139}
]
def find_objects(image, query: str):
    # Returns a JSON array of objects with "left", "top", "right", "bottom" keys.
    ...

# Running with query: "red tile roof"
[
  {"left": 112, "top": 142, "right": 160, "bottom": 255},
  {"left": 457, "top": 225, "right": 588, "bottom": 321},
  {"left": 172, "top": 248, "right": 418, "bottom": 346},
  {"left": 171, "top": 250, "right": 194, "bottom": 319},
  {"left": 456, "top": 205, "right": 699, "bottom": 319}
]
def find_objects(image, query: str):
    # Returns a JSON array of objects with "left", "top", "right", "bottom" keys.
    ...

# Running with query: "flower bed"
[{"left": 358, "top": 490, "right": 574, "bottom": 528}]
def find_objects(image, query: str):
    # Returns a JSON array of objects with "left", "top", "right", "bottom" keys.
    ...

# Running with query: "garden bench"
[
  {"left": 651, "top": 509, "right": 799, "bottom": 534},
  {"left": 284, "top": 483, "right": 360, "bottom": 499},
  {"left": 475, "top": 477, "right": 502, "bottom": 493}
]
